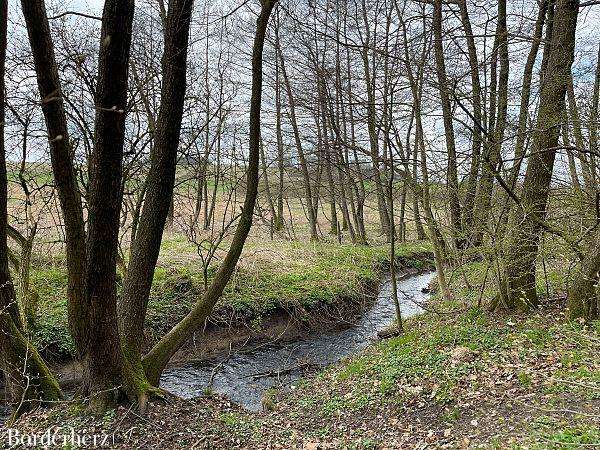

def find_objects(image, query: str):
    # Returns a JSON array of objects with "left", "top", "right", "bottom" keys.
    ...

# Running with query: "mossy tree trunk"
[
  {"left": 567, "top": 231, "right": 600, "bottom": 321},
  {"left": 0, "top": 1, "right": 62, "bottom": 420},
  {"left": 142, "top": 0, "right": 277, "bottom": 384},
  {"left": 504, "top": 0, "right": 579, "bottom": 310},
  {"left": 118, "top": 0, "right": 195, "bottom": 405}
]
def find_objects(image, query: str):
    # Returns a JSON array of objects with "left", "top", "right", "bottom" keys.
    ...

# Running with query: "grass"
[
  {"left": 249, "top": 260, "right": 599, "bottom": 448},
  {"left": 28, "top": 234, "right": 430, "bottom": 358}
]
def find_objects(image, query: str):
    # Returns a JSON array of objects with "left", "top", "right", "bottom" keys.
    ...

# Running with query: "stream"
[
  {"left": 0, "top": 271, "right": 434, "bottom": 422},
  {"left": 160, "top": 270, "right": 436, "bottom": 411}
]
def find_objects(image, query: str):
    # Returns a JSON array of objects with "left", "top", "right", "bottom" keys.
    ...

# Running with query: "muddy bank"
[
  {"left": 167, "top": 261, "right": 432, "bottom": 366},
  {"left": 1, "top": 253, "right": 433, "bottom": 417},
  {"left": 161, "top": 269, "right": 436, "bottom": 410}
]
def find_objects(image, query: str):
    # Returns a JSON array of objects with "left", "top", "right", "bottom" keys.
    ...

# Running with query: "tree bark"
[
  {"left": 20, "top": 0, "right": 87, "bottom": 356},
  {"left": 85, "top": 0, "right": 135, "bottom": 412},
  {"left": 118, "top": 0, "right": 195, "bottom": 403},
  {"left": 0, "top": 0, "right": 62, "bottom": 420},
  {"left": 432, "top": 0, "right": 463, "bottom": 249},
  {"left": 504, "top": 0, "right": 579, "bottom": 310},
  {"left": 277, "top": 40, "right": 319, "bottom": 240},
  {"left": 142, "top": 0, "right": 277, "bottom": 385}
]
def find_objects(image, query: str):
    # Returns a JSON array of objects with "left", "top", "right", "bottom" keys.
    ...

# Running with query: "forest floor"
[{"left": 7, "top": 258, "right": 600, "bottom": 449}]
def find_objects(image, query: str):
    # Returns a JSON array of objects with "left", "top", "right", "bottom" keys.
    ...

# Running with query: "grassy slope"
[
  {"left": 30, "top": 236, "right": 430, "bottom": 358},
  {"left": 11, "top": 258, "right": 599, "bottom": 449},
  {"left": 240, "top": 261, "right": 600, "bottom": 448}
]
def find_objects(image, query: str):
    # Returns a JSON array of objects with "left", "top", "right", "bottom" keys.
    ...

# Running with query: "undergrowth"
[{"left": 29, "top": 237, "right": 429, "bottom": 358}]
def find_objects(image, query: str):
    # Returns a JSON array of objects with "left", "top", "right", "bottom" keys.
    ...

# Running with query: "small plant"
[
  {"left": 442, "top": 407, "right": 460, "bottom": 423},
  {"left": 517, "top": 371, "right": 532, "bottom": 387}
]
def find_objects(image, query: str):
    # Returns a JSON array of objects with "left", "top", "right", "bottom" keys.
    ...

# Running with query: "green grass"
[
  {"left": 528, "top": 419, "right": 600, "bottom": 449},
  {"left": 28, "top": 236, "right": 430, "bottom": 358},
  {"left": 267, "top": 259, "right": 599, "bottom": 447}
]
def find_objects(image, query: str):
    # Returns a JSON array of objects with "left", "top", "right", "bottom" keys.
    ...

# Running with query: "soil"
[{"left": 7, "top": 296, "right": 599, "bottom": 449}]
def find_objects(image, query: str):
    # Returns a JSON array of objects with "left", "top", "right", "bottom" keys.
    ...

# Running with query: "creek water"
[
  {"left": 160, "top": 270, "right": 436, "bottom": 411},
  {"left": 0, "top": 271, "right": 435, "bottom": 422}
]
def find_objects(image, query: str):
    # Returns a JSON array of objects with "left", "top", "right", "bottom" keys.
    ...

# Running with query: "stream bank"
[
  {"left": 1, "top": 248, "right": 433, "bottom": 422},
  {"left": 160, "top": 270, "right": 436, "bottom": 410},
  {"left": 9, "top": 262, "right": 598, "bottom": 449}
]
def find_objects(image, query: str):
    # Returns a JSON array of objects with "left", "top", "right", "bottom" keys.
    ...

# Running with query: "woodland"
[{"left": 0, "top": 0, "right": 599, "bottom": 448}]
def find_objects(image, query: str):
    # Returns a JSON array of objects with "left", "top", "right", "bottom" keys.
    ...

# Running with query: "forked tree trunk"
[
  {"left": 118, "top": 0, "right": 195, "bottom": 403},
  {"left": 497, "top": 0, "right": 548, "bottom": 242},
  {"left": 142, "top": 0, "right": 277, "bottom": 385}
]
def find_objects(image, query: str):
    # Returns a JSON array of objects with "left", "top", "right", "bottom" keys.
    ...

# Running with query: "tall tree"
[
  {"left": 142, "top": 0, "right": 277, "bottom": 384},
  {"left": 118, "top": 0, "right": 195, "bottom": 406},
  {"left": 20, "top": 0, "right": 87, "bottom": 357},
  {"left": 503, "top": 0, "right": 579, "bottom": 309},
  {"left": 432, "top": 0, "right": 463, "bottom": 249},
  {"left": 0, "top": 0, "right": 62, "bottom": 421}
]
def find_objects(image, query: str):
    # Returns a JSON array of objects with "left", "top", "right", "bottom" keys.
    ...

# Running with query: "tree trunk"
[
  {"left": 588, "top": 44, "right": 600, "bottom": 182},
  {"left": 118, "top": 0, "right": 194, "bottom": 404},
  {"left": 274, "top": 10, "right": 285, "bottom": 231},
  {"left": 504, "top": 0, "right": 579, "bottom": 310},
  {"left": 260, "top": 138, "right": 278, "bottom": 226},
  {"left": 567, "top": 231, "right": 600, "bottom": 321},
  {"left": 142, "top": 0, "right": 277, "bottom": 385},
  {"left": 458, "top": 0, "right": 483, "bottom": 238},
  {"left": 316, "top": 76, "right": 338, "bottom": 235},
  {"left": 360, "top": 0, "right": 391, "bottom": 240},
  {"left": 85, "top": 0, "right": 135, "bottom": 412},
  {"left": 566, "top": 75, "right": 595, "bottom": 197},
  {"left": 278, "top": 40, "right": 319, "bottom": 240},
  {"left": 508, "top": 0, "right": 548, "bottom": 188},
  {"left": 432, "top": 0, "right": 463, "bottom": 249},
  {"left": 20, "top": 0, "right": 88, "bottom": 356},
  {"left": 0, "top": 1, "right": 62, "bottom": 420},
  {"left": 473, "top": 0, "right": 509, "bottom": 245}
]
